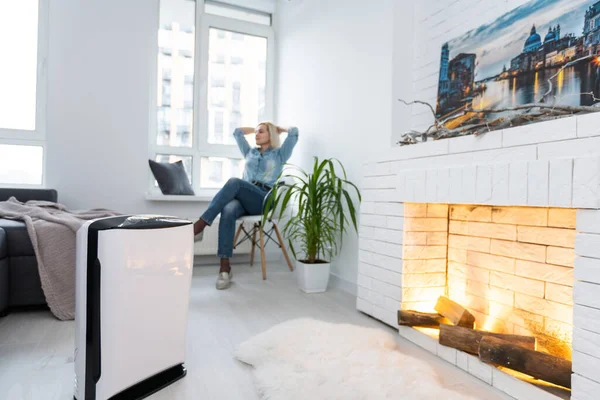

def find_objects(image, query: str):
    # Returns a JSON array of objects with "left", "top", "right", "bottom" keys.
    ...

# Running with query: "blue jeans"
[{"left": 200, "top": 178, "right": 269, "bottom": 258}]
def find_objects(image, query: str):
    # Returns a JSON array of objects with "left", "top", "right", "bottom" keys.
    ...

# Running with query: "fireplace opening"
[{"left": 398, "top": 203, "right": 575, "bottom": 398}]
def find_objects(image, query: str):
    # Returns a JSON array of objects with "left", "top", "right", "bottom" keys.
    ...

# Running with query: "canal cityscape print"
[{"left": 436, "top": 0, "right": 600, "bottom": 123}]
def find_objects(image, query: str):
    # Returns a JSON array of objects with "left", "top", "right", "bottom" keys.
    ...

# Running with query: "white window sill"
[{"left": 145, "top": 192, "right": 216, "bottom": 202}]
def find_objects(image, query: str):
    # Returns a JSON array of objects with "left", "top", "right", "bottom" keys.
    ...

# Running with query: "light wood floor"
[{"left": 0, "top": 263, "right": 512, "bottom": 400}]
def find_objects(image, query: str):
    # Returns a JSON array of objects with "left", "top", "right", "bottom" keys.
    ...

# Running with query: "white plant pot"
[{"left": 296, "top": 260, "right": 331, "bottom": 293}]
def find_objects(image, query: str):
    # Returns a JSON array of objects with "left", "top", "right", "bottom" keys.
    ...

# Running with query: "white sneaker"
[{"left": 216, "top": 271, "right": 232, "bottom": 290}]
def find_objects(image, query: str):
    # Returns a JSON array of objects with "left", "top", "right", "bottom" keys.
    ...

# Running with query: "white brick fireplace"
[{"left": 357, "top": 115, "right": 600, "bottom": 400}]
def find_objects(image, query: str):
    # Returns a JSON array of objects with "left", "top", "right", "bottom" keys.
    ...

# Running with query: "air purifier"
[{"left": 74, "top": 215, "right": 194, "bottom": 400}]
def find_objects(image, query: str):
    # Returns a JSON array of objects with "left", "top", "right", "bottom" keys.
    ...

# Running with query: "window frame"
[
  {"left": 149, "top": 2, "right": 275, "bottom": 197},
  {"left": 0, "top": 0, "right": 49, "bottom": 188}
]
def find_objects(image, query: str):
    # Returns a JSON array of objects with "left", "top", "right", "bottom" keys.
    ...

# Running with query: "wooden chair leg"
[
  {"left": 250, "top": 224, "right": 258, "bottom": 266},
  {"left": 273, "top": 222, "right": 294, "bottom": 272},
  {"left": 259, "top": 222, "right": 267, "bottom": 280},
  {"left": 233, "top": 223, "right": 243, "bottom": 249}
]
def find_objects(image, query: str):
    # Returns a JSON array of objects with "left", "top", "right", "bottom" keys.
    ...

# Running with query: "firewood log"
[
  {"left": 398, "top": 310, "right": 449, "bottom": 327},
  {"left": 439, "top": 324, "right": 535, "bottom": 355},
  {"left": 479, "top": 336, "right": 571, "bottom": 389},
  {"left": 434, "top": 296, "right": 475, "bottom": 328}
]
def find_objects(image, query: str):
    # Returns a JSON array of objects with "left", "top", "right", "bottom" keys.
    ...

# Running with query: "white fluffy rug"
[{"left": 234, "top": 318, "right": 478, "bottom": 400}]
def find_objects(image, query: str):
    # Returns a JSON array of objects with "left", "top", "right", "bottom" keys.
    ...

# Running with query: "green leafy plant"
[{"left": 263, "top": 157, "right": 361, "bottom": 264}]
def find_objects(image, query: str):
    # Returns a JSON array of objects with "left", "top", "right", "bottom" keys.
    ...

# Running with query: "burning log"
[
  {"left": 434, "top": 296, "right": 475, "bottom": 329},
  {"left": 439, "top": 324, "right": 536, "bottom": 355},
  {"left": 478, "top": 336, "right": 572, "bottom": 389},
  {"left": 397, "top": 310, "right": 449, "bottom": 327}
]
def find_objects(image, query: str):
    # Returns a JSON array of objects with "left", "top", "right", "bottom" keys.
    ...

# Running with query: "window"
[
  {"left": 156, "top": 2, "right": 193, "bottom": 149},
  {"left": 200, "top": 157, "right": 245, "bottom": 188},
  {"left": 207, "top": 27, "right": 267, "bottom": 146},
  {"left": 211, "top": 110, "right": 225, "bottom": 143},
  {"left": 151, "top": 0, "right": 274, "bottom": 194},
  {"left": 0, "top": 144, "right": 44, "bottom": 185},
  {"left": 204, "top": 1, "right": 271, "bottom": 26},
  {"left": 0, "top": 0, "right": 48, "bottom": 187}
]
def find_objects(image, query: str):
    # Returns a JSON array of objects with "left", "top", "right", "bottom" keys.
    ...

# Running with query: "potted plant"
[{"left": 263, "top": 157, "right": 361, "bottom": 293}]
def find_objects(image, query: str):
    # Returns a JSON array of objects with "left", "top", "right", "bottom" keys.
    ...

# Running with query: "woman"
[{"left": 193, "top": 122, "right": 299, "bottom": 290}]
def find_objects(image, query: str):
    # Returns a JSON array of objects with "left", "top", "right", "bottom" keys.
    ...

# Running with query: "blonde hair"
[{"left": 257, "top": 121, "right": 281, "bottom": 149}]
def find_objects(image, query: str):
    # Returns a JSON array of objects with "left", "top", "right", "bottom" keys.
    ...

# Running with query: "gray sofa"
[{"left": 0, "top": 188, "right": 58, "bottom": 316}]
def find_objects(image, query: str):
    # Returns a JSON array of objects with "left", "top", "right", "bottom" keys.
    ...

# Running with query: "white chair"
[{"left": 232, "top": 215, "right": 294, "bottom": 280}]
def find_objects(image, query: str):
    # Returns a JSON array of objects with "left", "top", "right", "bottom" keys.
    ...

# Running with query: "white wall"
[
  {"left": 45, "top": 0, "right": 207, "bottom": 220},
  {"left": 275, "top": 0, "right": 408, "bottom": 286},
  {"left": 392, "top": 2, "right": 416, "bottom": 146},
  {"left": 43, "top": 0, "right": 411, "bottom": 281}
]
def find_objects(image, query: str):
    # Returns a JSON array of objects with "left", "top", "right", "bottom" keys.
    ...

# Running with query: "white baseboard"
[{"left": 329, "top": 273, "right": 357, "bottom": 296}]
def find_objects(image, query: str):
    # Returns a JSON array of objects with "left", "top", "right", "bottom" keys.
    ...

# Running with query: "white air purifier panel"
[{"left": 74, "top": 215, "right": 194, "bottom": 400}]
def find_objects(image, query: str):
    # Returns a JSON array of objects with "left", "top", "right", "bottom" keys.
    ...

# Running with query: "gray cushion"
[{"left": 148, "top": 159, "right": 195, "bottom": 195}]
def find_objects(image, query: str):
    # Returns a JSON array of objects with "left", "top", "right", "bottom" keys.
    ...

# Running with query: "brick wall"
[
  {"left": 573, "top": 210, "right": 600, "bottom": 395},
  {"left": 357, "top": 202, "right": 404, "bottom": 327},
  {"left": 364, "top": 0, "right": 600, "bottom": 397},
  {"left": 400, "top": 203, "right": 448, "bottom": 311},
  {"left": 446, "top": 204, "right": 575, "bottom": 359}
]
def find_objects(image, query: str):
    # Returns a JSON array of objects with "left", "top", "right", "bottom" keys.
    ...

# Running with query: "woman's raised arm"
[{"left": 233, "top": 127, "right": 253, "bottom": 156}]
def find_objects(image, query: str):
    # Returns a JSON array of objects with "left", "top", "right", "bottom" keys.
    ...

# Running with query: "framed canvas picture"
[{"left": 433, "top": 0, "right": 600, "bottom": 133}]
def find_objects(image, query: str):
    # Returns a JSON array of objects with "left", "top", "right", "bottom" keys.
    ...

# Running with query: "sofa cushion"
[
  {"left": 8, "top": 256, "right": 45, "bottom": 307},
  {"left": 0, "top": 257, "right": 8, "bottom": 314},
  {"left": 0, "top": 188, "right": 57, "bottom": 203},
  {"left": 0, "top": 219, "right": 34, "bottom": 257},
  {"left": 148, "top": 159, "right": 195, "bottom": 195},
  {"left": 0, "top": 227, "right": 6, "bottom": 259}
]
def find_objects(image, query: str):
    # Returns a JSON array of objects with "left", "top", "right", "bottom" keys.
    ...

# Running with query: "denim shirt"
[{"left": 233, "top": 127, "right": 299, "bottom": 188}]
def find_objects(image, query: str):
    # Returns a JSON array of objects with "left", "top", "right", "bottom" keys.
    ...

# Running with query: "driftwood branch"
[
  {"left": 397, "top": 99, "right": 438, "bottom": 120},
  {"left": 582, "top": 91, "right": 600, "bottom": 102},
  {"left": 468, "top": 103, "right": 600, "bottom": 114},
  {"left": 397, "top": 96, "right": 600, "bottom": 146},
  {"left": 539, "top": 55, "right": 594, "bottom": 103}
]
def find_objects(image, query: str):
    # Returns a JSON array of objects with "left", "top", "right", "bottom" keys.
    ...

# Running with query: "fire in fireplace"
[{"left": 397, "top": 203, "right": 575, "bottom": 396}]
